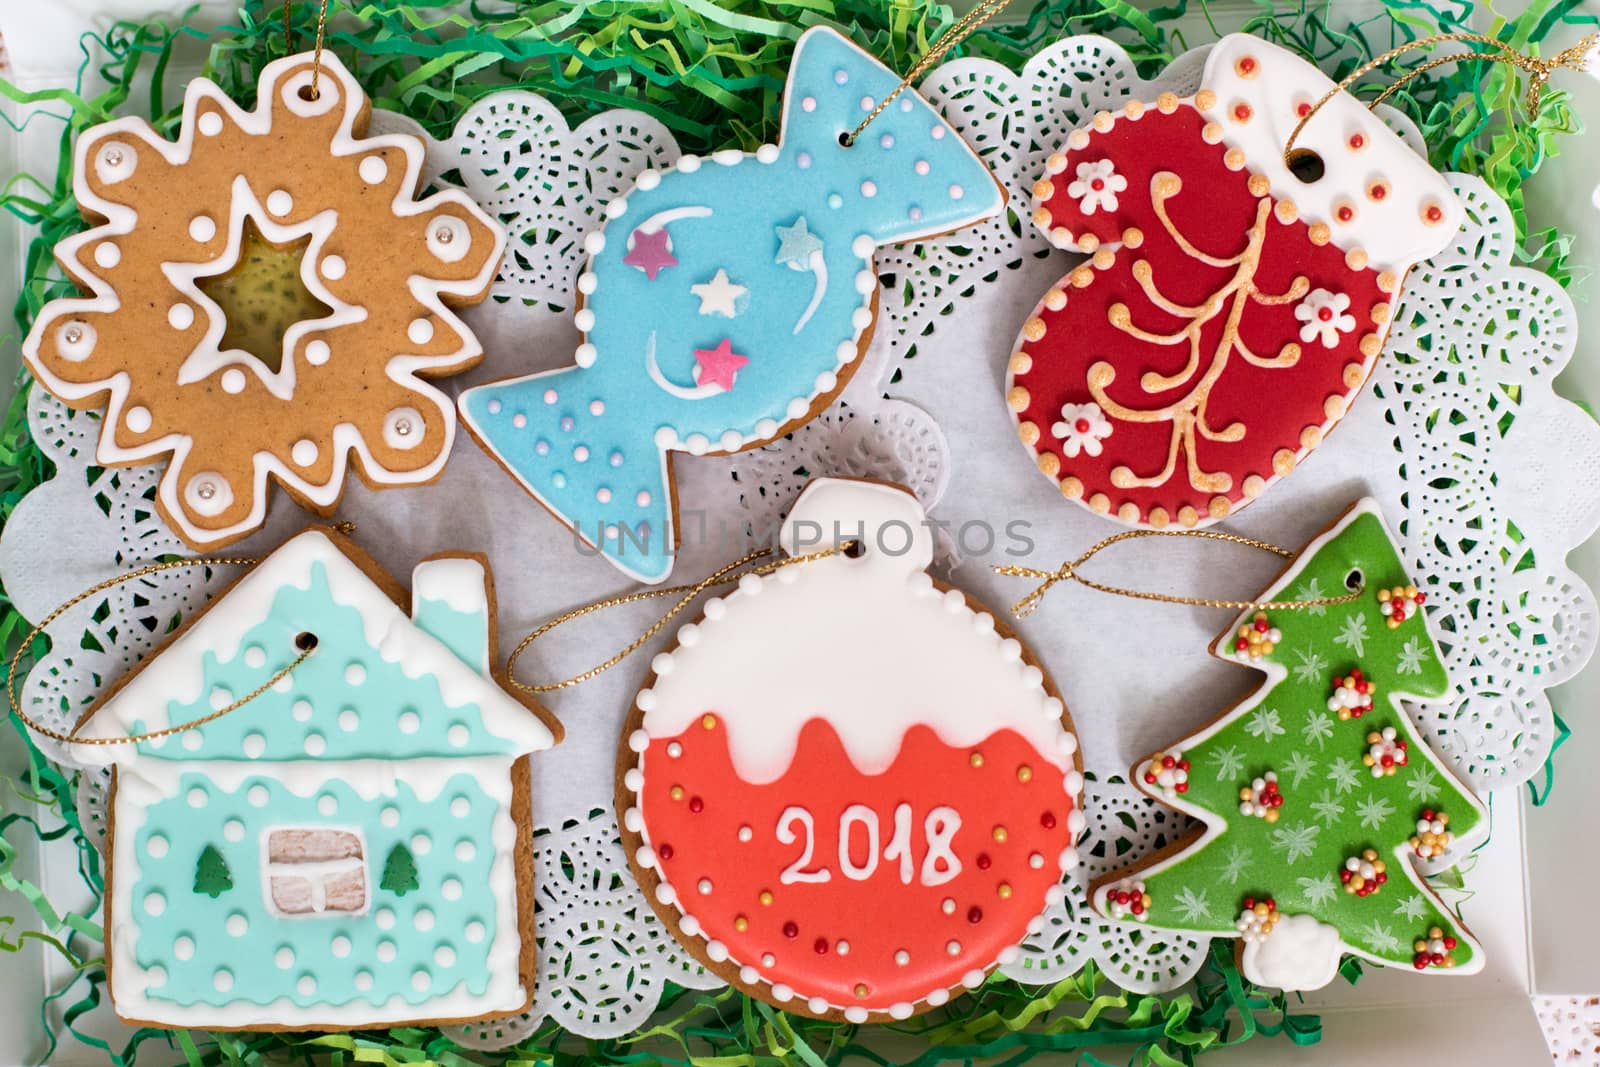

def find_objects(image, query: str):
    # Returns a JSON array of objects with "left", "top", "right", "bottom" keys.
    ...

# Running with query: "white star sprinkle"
[{"left": 690, "top": 269, "right": 748, "bottom": 317}]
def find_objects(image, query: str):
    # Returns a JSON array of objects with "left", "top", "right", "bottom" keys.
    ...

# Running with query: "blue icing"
[
  {"left": 412, "top": 597, "right": 488, "bottom": 671},
  {"left": 136, "top": 561, "right": 518, "bottom": 761},
  {"left": 132, "top": 772, "right": 500, "bottom": 1009},
  {"left": 459, "top": 27, "right": 1002, "bottom": 583}
]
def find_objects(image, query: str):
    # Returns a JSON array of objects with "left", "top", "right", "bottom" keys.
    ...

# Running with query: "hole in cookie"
[
  {"left": 297, "top": 85, "right": 321, "bottom": 102},
  {"left": 1285, "top": 148, "right": 1325, "bottom": 184},
  {"left": 838, "top": 131, "right": 854, "bottom": 148},
  {"left": 843, "top": 539, "right": 866, "bottom": 559},
  {"left": 294, "top": 631, "right": 320, "bottom": 652},
  {"left": 197, "top": 219, "right": 332, "bottom": 374},
  {"left": 1344, "top": 568, "right": 1364, "bottom": 592}
]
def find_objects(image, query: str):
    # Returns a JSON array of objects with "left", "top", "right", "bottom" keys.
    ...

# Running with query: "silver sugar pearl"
[
  {"left": 434, "top": 226, "right": 455, "bottom": 244},
  {"left": 197, "top": 481, "right": 216, "bottom": 500},
  {"left": 64, "top": 325, "right": 83, "bottom": 344},
  {"left": 394, "top": 418, "right": 413, "bottom": 436},
  {"left": 104, "top": 148, "right": 123, "bottom": 166}
]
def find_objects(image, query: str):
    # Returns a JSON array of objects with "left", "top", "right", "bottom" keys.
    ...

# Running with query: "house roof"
[{"left": 72, "top": 529, "right": 555, "bottom": 766}]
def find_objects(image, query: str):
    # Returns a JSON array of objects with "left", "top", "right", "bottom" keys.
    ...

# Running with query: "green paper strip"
[{"left": 0, "top": 0, "right": 1593, "bottom": 1062}]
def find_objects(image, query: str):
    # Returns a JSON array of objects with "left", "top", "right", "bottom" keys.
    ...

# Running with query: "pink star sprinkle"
[
  {"left": 692, "top": 338, "right": 750, "bottom": 391},
  {"left": 623, "top": 228, "right": 677, "bottom": 279}
]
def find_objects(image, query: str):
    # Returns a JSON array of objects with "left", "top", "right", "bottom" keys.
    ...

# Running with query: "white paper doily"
[
  {"left": 1537, "top": 995, "right": 1600, "bottom": 1062},
  {"left": 2, "top": 34, "right": 1597, "bottom": 1046}
]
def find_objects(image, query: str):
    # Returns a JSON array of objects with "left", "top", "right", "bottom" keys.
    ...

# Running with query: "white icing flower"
[
  {"left": 1065, "top": 159, "right": 1127, "bottom": 215},
  {"left": 1294, "top": 289, "right": 1357, "bottom": 349},
  {"left": 1051, "top": 401, "right": 1113, "bottom": 458}
]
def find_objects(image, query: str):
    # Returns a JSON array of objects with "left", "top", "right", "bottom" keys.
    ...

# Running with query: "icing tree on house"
[
  {"left": 1089, "top": 499, "right": 1486, "bottom": 990},
  {"left": 71, "top": 530, "right": 558, "bottom": 1030},
  {"left": 459, "top": 26, "right": 1004, "bottom": 583}
]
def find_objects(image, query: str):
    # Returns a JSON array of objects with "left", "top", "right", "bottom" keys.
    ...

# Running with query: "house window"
[{"left": 262, "top": 828, "right": 368, "bottom": 916}]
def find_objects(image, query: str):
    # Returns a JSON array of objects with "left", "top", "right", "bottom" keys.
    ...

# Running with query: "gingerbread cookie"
[
  {"left": 71, "top": 529, "right": 559, "bottom": 1030},
  {"left": 618, "top": 478, "right": 1083, "bottom": 1020},
  {"left": 1006, "top": 35, "right": 1463, "bottom": 528},
  {"left": 1089, "top": 498, "right": 1486, "bottom": 990},
  {"left": 23, "top": 52, "right": 505, "bottom": 549},
  {"left": 460, "top": 27, "right": 1005, "bottom": 584}
]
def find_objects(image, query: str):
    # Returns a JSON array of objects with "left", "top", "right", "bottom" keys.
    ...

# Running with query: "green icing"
[
  {"left": 193, "top": 844, "right": 233, "bottom": 899},
  {"left": 380, "top": 842, "right": 420, "bottom": 895},
  {"left": 1124, "top": 506, "right": 1483, "bottom": 972}
]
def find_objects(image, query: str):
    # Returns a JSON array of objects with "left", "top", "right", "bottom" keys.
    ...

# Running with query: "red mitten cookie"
[
  {"left": 619, "top": 478, "right": 1083, "bottom": 1021},
  {"left": 1007, "top": 35, "right": 1462, "bottom": 527}
]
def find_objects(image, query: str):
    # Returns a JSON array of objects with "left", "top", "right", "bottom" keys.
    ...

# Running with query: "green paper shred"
[{"left": 0, "top": 0, "right": 1594, "bottom": 1062}]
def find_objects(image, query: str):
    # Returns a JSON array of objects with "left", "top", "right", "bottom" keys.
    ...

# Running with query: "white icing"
[
  {"left": 1197, "top": 35, "right": 1462, "bottom": 273},
  {"left": 383, "top": 407, "right": 425, "bottom": 449},
  {"left": 108, "top": 756, "right": 528, "bottom": 1028},
  {"left": 426, "top": 215, "right": 471, "bottom": 263},
  {"left": 184, "top": 472, "right": 233, "bottom": 517},
  {"left": 1238, "top": 913, "right": 1344, "bottom": 992},
  {"left": 19, "top": 51, "right": 506, "bottom": 550},
  {"left": 411, "top": 556, "right": 490, "bottom": 617},
  {"left": 72, "top": 530, "right": 553, "bottom": 761},
  {"left": 641, "top": 479, "right": 1074, "bottom": 781}
]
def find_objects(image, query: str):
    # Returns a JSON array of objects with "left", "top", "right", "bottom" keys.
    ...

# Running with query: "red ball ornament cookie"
[
  {"left": 618, "top": 478, "right": 1083, "bottom": 1020},
  {"left": 1006, "top": 34, "right": 1464, "bottom": 528}
]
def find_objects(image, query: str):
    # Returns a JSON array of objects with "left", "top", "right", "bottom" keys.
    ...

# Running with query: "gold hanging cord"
[
  {"left": 994, "top": 528, "right": 1364, "bottom": 619},
  {"left": 506, "top": 542, "right": 856, "bottom": 695},
  {"left": 844, "top": 0, "right": 1013, "bottom": 146},
  {"left": 7, "top": 559, "right": 319, "bottom": 747},
  {"left": 1284, "top": 31, "right": 1600, "bottom": 166},
  {"left": 283, "top": 0, "right": 335, "bottom": 99}
]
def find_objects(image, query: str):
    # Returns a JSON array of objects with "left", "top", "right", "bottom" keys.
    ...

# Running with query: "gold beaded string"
[
  {"left": 1284, "top": 31, "right": 1600, "bottom": 167},
  {"left": 506, "top": 542, "right": 856, "bottom": 694},
  {"left": 843, "top": 0, "right": 1013, "bottom": 146},
  {"left": 282, "top": 0, "right": 335, "bottom": 98},
  {"left": 6, "top": 559, "right": 320, "bottom": 747},
  {"left": 994, "top": 528, "right": 1365, "bottom": 619}
]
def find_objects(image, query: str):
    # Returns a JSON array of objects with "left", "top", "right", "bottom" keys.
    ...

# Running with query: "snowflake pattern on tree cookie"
[
  {"left": 619, "top": 478, "right": 1084, "bottom": 1020},
  {"left": 1089, "top": 498, "right": 1487, "bottom": 990},
  {"left": 1005, "top": 35, "right": 1464, "bottom": 528},
  {"left": 22, "top": 53, "right": 505, "bottom": 549},
  {"left": 459, "top": 27, "right": 1005, "bottom": 583}
]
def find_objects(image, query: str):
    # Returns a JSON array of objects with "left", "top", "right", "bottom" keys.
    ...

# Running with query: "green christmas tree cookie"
[{"left": 1090, "top": 499, "right": 1486, "bottom": 991}]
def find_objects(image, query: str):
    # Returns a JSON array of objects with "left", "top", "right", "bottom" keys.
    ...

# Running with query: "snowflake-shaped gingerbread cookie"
[{"left": 23, "top": 53, "right": 505, "bottom": 549}]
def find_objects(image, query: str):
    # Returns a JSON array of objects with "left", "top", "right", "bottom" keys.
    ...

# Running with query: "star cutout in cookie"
[
  {"left": 624, "top": 228, "right": 678, "bottom": 280},
  {"left": 692, "top": 338, "right": 750, "bottom": 391},
  {"left": 774, "top": 217, "right": 823, "bottom": 270},
  {"left": 690, "top": 270, "right": 748, "bottom": 318}
]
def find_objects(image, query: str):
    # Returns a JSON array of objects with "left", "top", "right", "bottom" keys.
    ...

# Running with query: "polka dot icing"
[
  {"left": 458, "top": 26, "right": 1002, "bottom": 585},
  {"left": 76, "top": 530, "right": 556, "bottom": 1028},
  {"left": 19, "top": 51, "right": 507, "bottom": 554},
  {"left": 622, "top": 479, "right": 1081, "bottom": 1020},
  {"left": 1010, "top": 33, "right": 1463, "bottom": 531}
]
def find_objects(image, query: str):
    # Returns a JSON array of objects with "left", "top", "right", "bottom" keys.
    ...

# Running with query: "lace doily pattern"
[
  {"left": 449, "top": 807, "right": 722, "bottom": 1043},
  {"left": 1537, "top": 994, "right": 1600, "bottom": 1062},
  {"left": 3, "top": 33, "right": 1596, "bottom": 1045},
  {"left": 1001, "top": 778, "right": 1205, "bottom": 992},
  {"left": 1367, "top": 175, "right": 1599, "bottom": 791},
  {"left": 428, "top": 91, "right": 680, "bottom": 307}
]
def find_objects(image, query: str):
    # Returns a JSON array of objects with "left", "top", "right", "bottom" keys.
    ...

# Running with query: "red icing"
[
  {"left": 637, "top": 717, "right": 1074, "bottom": 1010},
  {"left": 1021, "top": 104, "right": 1390, "bottom": 523}
]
